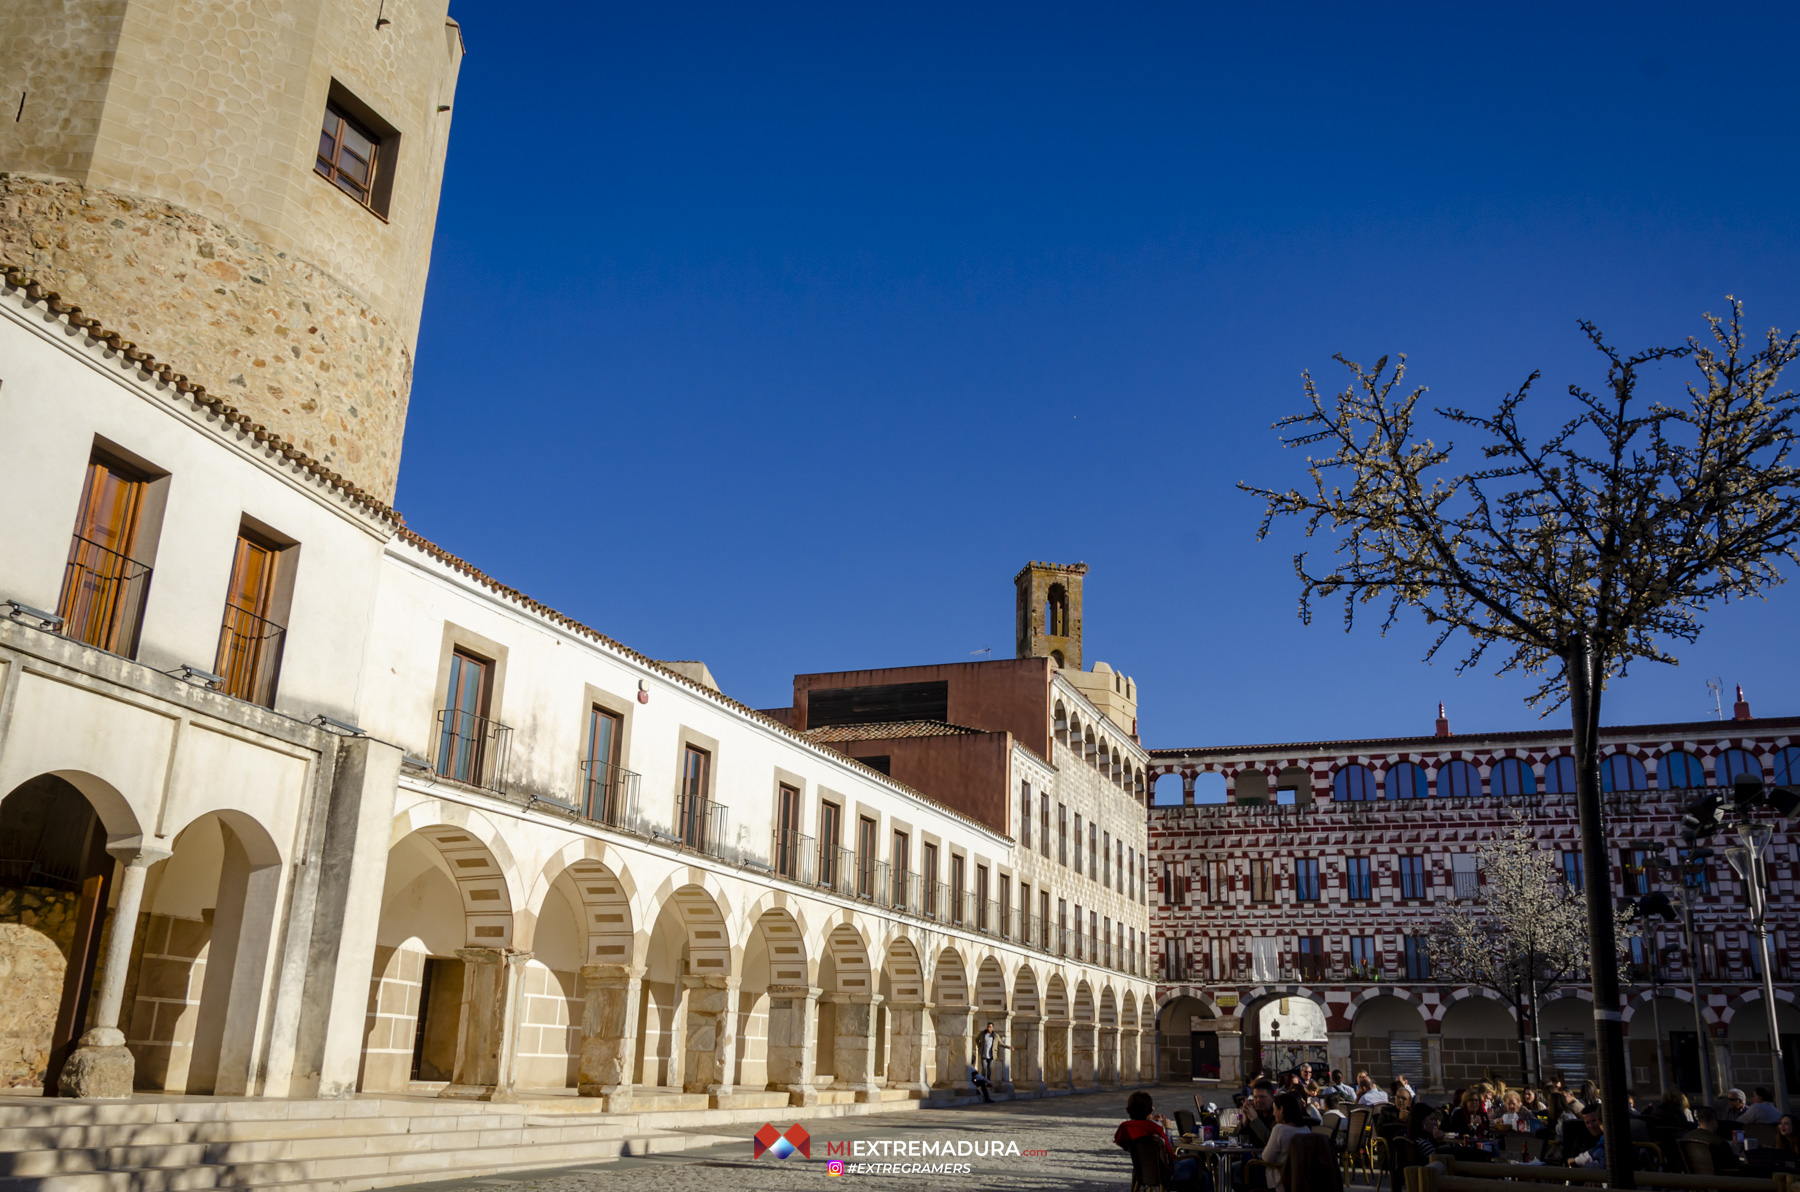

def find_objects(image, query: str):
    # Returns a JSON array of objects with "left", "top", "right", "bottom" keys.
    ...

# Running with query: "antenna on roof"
[
  {"left": 970, "top": 646, "right": 991, "bottom": 658},
  {"left": 1706, "top": 677, "right": 1724, "bottom": 720}
]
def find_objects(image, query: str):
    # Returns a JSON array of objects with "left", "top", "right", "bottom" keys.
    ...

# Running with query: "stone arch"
[
  {"left": 932, "top": 945, "right": 969, "bottom": 1008},
  {"left": 1012, "top": 964, "right": 1041, "bottom": 1016},
  {"left": 881, "top": 934, "right": 925, "bottom": 1002},
  {"left": 745, "top": 905, "right": 809, "bottom": 987},
  {"left": 134, "top": 807, "right": 285, "bottom": 1094},
  {"left": 390, "top": 802, "right": 522, "bottom": 948},
  {"left": 1074, "top": 980, "right": 1095, "bottom": 1023},
  {"left": 820, "top": 921, "right": 874, "bottom": 995},
  {"left": 1621, "top": 985, "right": 1719, "bottom": 1028},
  {"left": 1045, "top": 973, "right": 1069, "bottom": 1019},
  {"left": 1720, "top": 986, "right": 1800, "bottom": 1027},
  {"left": 644, "top": 882, "right": 733, "bottom": 978},
  {"left": 975, "top": 955, "right": 1007, "bottom": 1011},
  {"left": 1346, "top": 984, "right": 1428, "bottom": 1023},
  {"left": 1099, "top": 986, "right": 1118, "bottom": 1028},
  {"left": 1121, "top": 994, "right": 1138, "bottom": 1030},
  {"left": 521, "top": 838, "right": 636, "bottom": 964},
  {"left": 1156, "top": 984, "right": 1224, "bottom": 1021}
]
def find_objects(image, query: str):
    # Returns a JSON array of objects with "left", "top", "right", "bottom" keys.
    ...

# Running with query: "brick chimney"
[
  {"left": 1435, "top": 702, "right": 1451, "bottom": 738},
  {"left": 1733, "top": 685, "right": 1753, "bottom": 721}
]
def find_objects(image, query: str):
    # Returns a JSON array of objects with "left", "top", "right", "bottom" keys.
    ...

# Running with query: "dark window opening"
[{"left": 807, "top": 680, "right": 949, "bottom": 728}]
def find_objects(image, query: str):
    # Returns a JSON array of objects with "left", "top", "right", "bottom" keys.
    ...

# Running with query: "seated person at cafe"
[
  {"left": 1682, "top": 1108, "right": 1741, "bottom": 1173},
  {"left": 1115, "top": 1091, "right": 1207, "bottom": 1192},
  {"left": 1568, "top": 1105, "right": 1606, "bottom": 1169},
  {"left": 1239, "top": 1082, "right": 1278, "bottom": 1149}
]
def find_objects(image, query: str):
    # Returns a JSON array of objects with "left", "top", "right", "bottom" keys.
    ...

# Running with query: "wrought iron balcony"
[
  {"left": 821, "top": 845, "right": 887, "bottom": 903},
  {"left": 58, "top": 534, "right": 152, "bottom": 657},
  {"left": 676, "top": 790, "right": 728, "bottom": 859},
  {"left": 215, "top": 605, "right": 285, "bottom": 706},
  {"left": 772, "top": 827, "right": 815, "bottom": 885},
  {"left": 580, "top": 758, "right": 642, "bottom": 832},
  {"left": 890, "top": 868, "right": 921, "bottom": 914},
  {"left": 435, "top": 707, "right": 513, "bottom": 793}
]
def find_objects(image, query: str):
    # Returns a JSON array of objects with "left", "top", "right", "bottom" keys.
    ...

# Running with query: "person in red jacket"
[{"left": 1115, "top": 1091, "right": 1207, "bottom": 1192}]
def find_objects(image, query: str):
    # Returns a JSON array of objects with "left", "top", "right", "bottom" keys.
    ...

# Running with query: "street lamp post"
[
  {"left": 1641, "top": 843, "right": 1715, "bottom": 1107},
  {"left": 1723, "top": 821, "right": 1787, "bottom": 1109}
]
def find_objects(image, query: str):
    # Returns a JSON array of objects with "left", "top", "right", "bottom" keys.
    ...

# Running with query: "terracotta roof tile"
[{"left": 803, "top": 719, "right": 988, "bottom": 743}]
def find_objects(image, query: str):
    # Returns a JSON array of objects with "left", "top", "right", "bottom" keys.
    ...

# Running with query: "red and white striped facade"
[{"left": 1144, "top": 711, "right": 1800, "bottom": 1095}]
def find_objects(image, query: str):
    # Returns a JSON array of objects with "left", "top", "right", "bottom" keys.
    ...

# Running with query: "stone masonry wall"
[
  {"left": 0, "top": 886, "right": 80, "bottom": 1088},
  {"left": 0, "top": 175, "right": 411, "bottom": 497}
]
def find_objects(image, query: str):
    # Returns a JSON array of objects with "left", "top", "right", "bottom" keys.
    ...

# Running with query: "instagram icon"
[{"left": 826, "top": 1159, "right": 846, "bottom": 1176}]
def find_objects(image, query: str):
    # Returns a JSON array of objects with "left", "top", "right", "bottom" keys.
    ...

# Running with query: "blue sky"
[{"left": 403, "top": 3, "right": 1800, "bottom": 749}]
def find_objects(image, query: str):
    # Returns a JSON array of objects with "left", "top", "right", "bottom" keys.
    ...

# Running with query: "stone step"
[{"left": 0, "top": 1129, "right": 733, "bottom": 1192}]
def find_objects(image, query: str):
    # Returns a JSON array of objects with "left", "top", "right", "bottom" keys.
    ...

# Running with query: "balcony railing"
[
  {"left": 215, "top": 605, "right": 285, "bottom": 706},
  {"left": 1058, "top": 926, "right": 1068, "bottom": 957},
  {"left": 676, "top": 790, "right": 728, "bottom": 859},
  {"left": 772, "top": 828, "right": 815, "bottom": 884},
  {"left": 822, "top": 845, "right": 887, "bottom": 903},
  {"left": 891, "top": 868, "right": 921, "bottom": 914},
  {"left": 58, "top": 534, "right": 152, "bottom": 657},
  {"left": 580, "top": 758, "right": 642, "bottom": 832},
  {"left": 435, "top": 707, "right": 512, "bottom": 793}
]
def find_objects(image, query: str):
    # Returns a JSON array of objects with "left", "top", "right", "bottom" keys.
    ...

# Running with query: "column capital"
[
  {"left": 823, "top": 990, "right": 883, "bottom": 1006},
  {"left": 681, "top": 972, "right": 736, "bottom": 992},
  {"left": 579, "top": 961, "right": 644, "bottom": 985},
  {"left": 106, "top": 838, "right": 172, "bottom": 866},
  {"left": 457, "top": 946, "right": 532, "bottom": 965},
  {"left": 766, "top": 983, "right": 822, "bottom": 999},
  {"left": 886, "top": 999, "right": 930, "bottom": 1012}
]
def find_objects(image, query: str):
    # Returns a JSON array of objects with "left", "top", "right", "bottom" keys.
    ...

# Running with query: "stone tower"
[
  {"left": 1014, "top": 560, "right": 1086, "bottom": 670},
  {"left": 0, "top": 0, "right": 465, "bottom": 501}
]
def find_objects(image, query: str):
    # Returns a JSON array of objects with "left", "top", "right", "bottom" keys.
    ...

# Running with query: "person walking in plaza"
[{"left": 978, "top": 1021, "right": 1010, "bottom": 1087}]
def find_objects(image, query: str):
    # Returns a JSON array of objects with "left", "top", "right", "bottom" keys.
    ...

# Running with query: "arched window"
[
  {"left": 1772, "top": 746, "right": 1800, "bottom": 787},
  {"left": 1053, "top": 702, "right": 1069, "bottom": 744},
  {"left": 1333, "top": 764, "right": 1378, "bottom": 802},
  {"left": 1494, "top": 757, "right": 1536, "bottom": 796},
  {"left": 1439, "top": 759, "right": 1482, "bottom": 797},
  {"left": 1599, "top": 753, "right": 1649, "bottom": 792},
  {"left": 1660, "top": 750, "right": 1706, "bottom": 790},
  {"left": 1543, "top": 755, "right": 1576, "bottom": 794},
  {"left": 1050, "top": 649, "right": 1065, "bottom": 668},
  {"left": 1045, "top": 584, "right": 1068, "bottom": 636},
  {"left": 1386, "top": 762, "right": 1429, "bottom": 799},
  {"left": 1718, "top": 748, "right": 1762, "bottom": 785}
]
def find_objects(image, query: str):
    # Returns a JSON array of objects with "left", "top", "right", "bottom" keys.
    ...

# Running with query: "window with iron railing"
[
  {"left": 59, "top": 457, "right": 155, "bottom": 657},
  {"left": 950, "top": 854, "right": 966, "bottom": 926},
  {"left": 436, "top": 651, "right": 510, "bottom": 792},
  {"left": 892, "top": 831, "right": 911, "bottom": 907},
  {"left": 923, "top": 843, "right": 939, "bottom": 917},
  {"left": 676, "top": 787, "right": 727, "bottom": 859},
  {"left": 213, "top": 531, "right": 288, "bottom": 706},
  {"left": 1073, "top": 904, "right": 1083, "bottom": 959},
  {"left": 999, "top": 877, "right": 1011, "bottom": 940},
  {"left": 1296, "top": 935, "right": 1326, "bottom": 980},
  {"left": 772, "top": 826, "right": 815, "bottom": 884},
  {"left": 1020, "top": 782, "right": 1032, "bottom": 849},
  {"left": 975, "top": 864, "right": 989, "bottom": 931},
  {"left": 1040, "top": 891, "right": 1052, "bottom": 950},
  {"left": 818, "top": 800, "right": 842, "bottom": 890},
  {"left": 581, "top": 707, "right": 639, "bottom": 830}
]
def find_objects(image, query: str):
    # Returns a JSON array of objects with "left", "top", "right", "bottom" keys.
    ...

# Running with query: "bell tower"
[
  {"left": 0, "top": 0, "right": 465, "bottom": 501},
  {"left": 1015, "top": 561, "right": 1086, "bottom": 670}
]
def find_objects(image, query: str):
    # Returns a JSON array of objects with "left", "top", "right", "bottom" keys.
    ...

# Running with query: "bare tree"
[
  {"left": 1243, "top": 300, "right": 1800, "bottom": 1187},
  {"left": 1425, "top": 820, "right": 1631, "bottom": 1086}
]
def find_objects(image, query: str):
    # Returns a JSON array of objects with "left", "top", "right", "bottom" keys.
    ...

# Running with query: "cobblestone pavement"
[{"left": 399, "top": 1085, "right": 1215, "bottom": 1192}]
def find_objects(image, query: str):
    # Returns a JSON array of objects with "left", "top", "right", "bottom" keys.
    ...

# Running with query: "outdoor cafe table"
[{"left": 1177, "top": 1141, "right": 1261, "bottom": 1192}]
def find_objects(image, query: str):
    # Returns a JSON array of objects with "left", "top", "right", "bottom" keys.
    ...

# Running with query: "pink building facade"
[{"left": 1145, "top": 709, "right": 1800, "bottom": 1097}]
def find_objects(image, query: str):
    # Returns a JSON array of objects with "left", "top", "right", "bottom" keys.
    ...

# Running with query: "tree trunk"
[
  {"left": 1516, "top": 978, "right": 1532, "bottom": 1087},
  {"left": 1566, "top": 632, "right": 1635, "bottom": 1189}
]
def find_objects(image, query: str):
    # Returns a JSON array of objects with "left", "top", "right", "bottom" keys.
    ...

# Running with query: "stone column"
[
  {"left": 577, "top": 962, "right": 643, "bottom": 1111},
  {"left": 931, "top": 1007, "right": 973, "bottom": 1091},
  {"left": 1098, "top": 1025, "right": 1119, "bottom": 1085},
  {"left": 1043, "top": 1017, "right": 1071, "bottom": 1087},
  {"left": 1072, "top": 1021, "right": 1098, "bottom": 1086},
  {"left": 1142, "top": 1025, "right": 1157, "bottom": 1082},
  {"left": 1217, "top": 1023, "right": 1243, "bottom": 1086},
  {"left": 1120, "top": 1028, "right": 1139, "bottom": 1083},
  {"left": 884, "top": 1000, "right": 930, "bottom": 1096},
  {"left": 60, "top": 844, "right": 168, "bottom": 1098},
  {"left": 1327, "top": 1030, "right": 1353, "bottom": 1081},
  {"left": 1011, "top": 1015, "right": 1044, "bottom": 1092},
  {"left": 766, "top": 984, "right": 821, "bottom": 1105},
  {"left": 286, "top": 737, "right": 403, "bottom": 1098},
  {"left": 829, "top": 992, "right": 885, "bottom": 1101},
  {"left": 1424, "top": 1033, "right": 1445, "bottom": 1094},
  {"left": 441, "top": 948, "right": 531, "bottom": 1101},
  {"left": 680, "top": 974, "right": 739, "bottom": 1101},
  {"left": 1182, "top": 774, "right": 1196, "bottom": 805}
]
